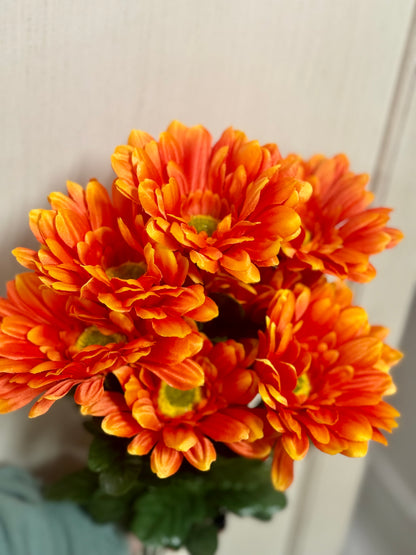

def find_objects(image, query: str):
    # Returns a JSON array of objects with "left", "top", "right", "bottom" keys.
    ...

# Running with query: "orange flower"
[
  {"left": 83, "top": 339, "right": 264, "bottom": 478},
  {"left": 112, "top": 121, "right": 312, "bottom": 283},
  {"left": 13, "top": 180, "right": 217, "bottom": 337},
  {"left": 254, "top": 277, "right": 401, "bottom": 490},
  {"left": 2, "top": 121, "right": 404, "bottom": 495},
  {"left": 0, "top": 273, "right": 205, "bottom": 417},
  {"left": 283, "top": 154, "right": 403, "bottom": 281}
]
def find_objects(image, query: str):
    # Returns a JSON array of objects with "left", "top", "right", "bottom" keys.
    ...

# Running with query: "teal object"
[{"left": 0, "top": 466, "right": 129, "bottom": 555}]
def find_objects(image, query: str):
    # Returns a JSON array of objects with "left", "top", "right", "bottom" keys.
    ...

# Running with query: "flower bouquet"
[{"left": 0, "top": 122, "right": 403, "bottom": 554}]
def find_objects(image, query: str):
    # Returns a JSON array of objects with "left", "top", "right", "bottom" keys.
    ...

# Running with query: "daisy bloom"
[
  {"left": 283, "top": 154, "right": 403, "bottom": 282},
  {"left": 0, "top": 273, "right": 205, "bottom": 417},
  {"left": 254, "top": 277, "right": 402, "bottom": 490},
  {"left": 83, "top": 339, "right": 265, "bottom": 478},
  {"left": 12, "top": 179, "right": 217, "bottom": 338},
  {"left": 111, "top": 121, "right": 312, "bottom": 283},
  {"left": 0, "top": 121, "right": 404, "bottom": 500}
]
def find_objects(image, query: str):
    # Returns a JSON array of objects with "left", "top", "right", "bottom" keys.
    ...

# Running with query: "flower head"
[
  {"left": 283, "top": 154, "right": 403, "bottom": 281},
  {"left": 83, "top": 338, "right": 264, "bottom": 478},
  {"left": 112, "top": 121, "right": 312, "bottom": 283},
  {"left": 254, "top": 277, "right": 401, "bottom": 490},
  {"left": 13, "top": 180, "right": 217, "bottom": 337},
  {"left": 0, "top": 273, "right": 205, "bottom": 417}
]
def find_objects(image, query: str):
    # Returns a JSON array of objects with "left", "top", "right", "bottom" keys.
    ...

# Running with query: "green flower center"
[
  {"left": 189, "top": 215, "right": 219, "bottom": 236},
  {"left": 106, "top": 262, "right": 147, "bottom": 280},
  {"left": 293, "top": 373, "right": 311, "bottom": 397},
  {"left": 157, "top": 382, "right": 202, "bottom": 418},
  {"left": 75, "top": 326, "right": 126, "bottom": 350}
]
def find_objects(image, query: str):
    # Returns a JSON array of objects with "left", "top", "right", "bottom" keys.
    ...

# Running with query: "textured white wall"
[{"left": 1, "top": 1, "right": 414, "bottom": 553}]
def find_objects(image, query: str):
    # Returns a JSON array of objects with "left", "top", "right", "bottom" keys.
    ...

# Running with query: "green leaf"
[
  {"left": 98, "top": 460, "right": 141, "bottom": 496},
  {"left": 205, "top": 456, "right": 286, "bottom": 520},
  {"left": 186, "top": 521, "right": 218, "bottom": 555},
  {"left": 88, "top": 433, "right": 144, "bottom": 496},
  {"left": 206, "top": 456, "right": 266, "bottom": 488},
  {"left": 45, "top": 468, "right": 98, "bottom": 505},
  {"left": 88, "top": 435, "right": 120, "bottom": 473},
  {"left": 130, "top": 481, "right": 205, "bottom": 549},
  {"left": 87, "top": 488, "right": 136, "bottom": 524},
  {"left": 217, "top": 482, "right": 286, "bottom": 519}
]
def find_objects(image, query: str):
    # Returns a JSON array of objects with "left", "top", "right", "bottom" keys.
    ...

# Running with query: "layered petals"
[
  {"left": 112, "top": 122, "right": 312, "bottom": 283},
  {"left": 0, "top": 122, "right": 403, "bottom": 495},
  {"left": 283, "top": 154, "right": 403, "bottom": 282},
  {"left": 13, "top": 180, "right": 217, "bottom": 334},
  {"left": 255, "top": 277, "right": 402, "bottom": 489},
  {"left": 0, "top": 273, "right": 208, "bottom": 415},
  {"left": 85, "top": 339, "right": 265, "bottom": 477}
]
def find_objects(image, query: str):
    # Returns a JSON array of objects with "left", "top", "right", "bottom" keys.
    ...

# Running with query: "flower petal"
[
  {"left": 151, "top": 442, "right": 183, "bottom": 478},
  {"left": 184, "top": 436, "right": 216, "bottom": 471}
]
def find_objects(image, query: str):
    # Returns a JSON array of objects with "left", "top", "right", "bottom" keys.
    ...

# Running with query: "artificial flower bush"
[{"left": 0, "top": 122, "right": 402, "bottom": 553}]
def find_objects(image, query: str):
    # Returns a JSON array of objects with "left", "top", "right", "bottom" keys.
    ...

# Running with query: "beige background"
[{"left": 1, "top": 2, "right": 415, "bottom": 553}]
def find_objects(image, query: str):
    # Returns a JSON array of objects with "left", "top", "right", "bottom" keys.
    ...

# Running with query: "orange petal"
[
  {"left": 184, "top": 436, "right": 216, "bottom": 471},
  {"left": 132, "top": 397, "right": 162, "bottom": 431},
  {"left": 162, "top": 425, "right": 198, "bottom": 452},
  {"left": 128, "top": 429, "right": 158, "bottom": 456},
  {"left": 102, "top": 412, "right": 141, "bottom": 437},
  {"left": 239, "top": 176, "right": 269, "bottom": 220},
  {"left": 334, "top": 307, "right": 369, "bottom": 343},
  {"left": 190, "top": 250, "right": 219, "bottom": 273},
  {"left": 0, "top": 336, "right": 42, "bottom": 360},
  {"left": 224, "top": 407, "right": 264, "bottom": 441},
  {"left": 151, "top": 442, "right": 183, "bottom": 478},
  {"left": 74, "top": 376, "right": 105, "bottom": 406},
  {"left": 152, "top": 316, "right": 192, "bottom": 338},
  {"left": 342, "top": 441, "right": 369, "bottom": 458},
  {"left": 80, "top": 391, "right": 126, "bottom": 416},
  {"left": 142, "top": 359, "right": 204, "bottom": 390},
  {"left": 186, "top": 295, "right": 219, "bottom": 322},
  {"left": 55, "top": 209, "right": 90, "bottom": 247},
  {"left": 302, "top": 420, "right": 330, "bottom": 445},
  {"left": 199, "top": 412, "right": 250, "bottom": 442},
  {"left": 335, "top": 412, "right": 373, "bottom": 442},
  {"left": 128, "top": 129, "right": 154, "bottom": 148},
  {"left": 170, "top": 122, "right": 211, "bottom": 192},
  {"left": 281, "top": 432, "right": 309, "bottom": 460},
  {"left": 337, "top": 337, "right": 382, "bottom": 367},
  {"left": 271, "top": 440, "right": 294, "bottom": 491},
  {"left": 12, "top": 248, "right": 38, "bottom": 270},
  {"left": 86, "top": 180, "right": 114, "bottom": 230},
  {"left": 28, "top": 397, "right": 55, "bottom": 417},
  {"left": 0, "top": 384, "right": 40, "bottom": 414},
  {"left": 228, "top": 438, "right": 272, "bottom": 459},
  {"left": 371, "top": 428, "right": 388, "bottom": 446},
  {"left": 138, "top": 179, "right": 162, "bottom": 217},
  {"left": 158, "top": 132, "right": 183, "bottom": 167},
  {"left": 111, "top": 145, "right": 135, "bottom": 186}
]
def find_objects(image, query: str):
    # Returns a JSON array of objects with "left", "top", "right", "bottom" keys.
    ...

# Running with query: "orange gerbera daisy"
[
  {"left": 254, "top": 277, "right": 401, "bottom": 490},
  {"left": 12, "top": 180, "right": 217, "bottom": 337},
  {"left": 83, "top": 339, "right": 264, "bottom": 478},
  {"left": 0, "top": 273, "right": 205, "bottom": 417},
  {"left": 282, "top": 154, "right": 403, "bottom": 282},
  {"left": 111, "top": 121, "right": 312, "bottom": 283}
]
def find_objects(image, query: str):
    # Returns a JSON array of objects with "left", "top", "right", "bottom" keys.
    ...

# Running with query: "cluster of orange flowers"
[{"left": 0, "top": 122, "right": 402, "bottom": 490}]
